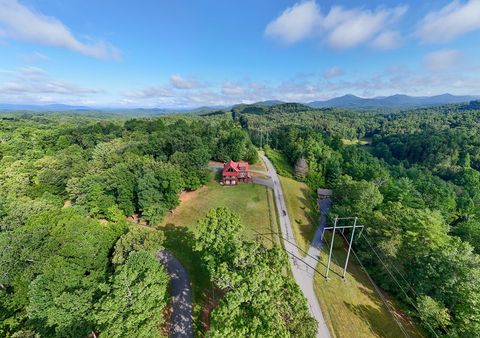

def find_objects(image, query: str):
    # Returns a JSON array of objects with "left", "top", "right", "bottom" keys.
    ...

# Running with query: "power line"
[
  {"left": 253, "top": 224, "right": 410, "bottom": 338},
  {"left": 252, "top": 229, "right": 328, "bottom": 278},
  {"left": 363, "top": 234, "right": 424, "bottom": 300},
  {"left": 362, "top": 233, "right": 450, "bottom": 337},
  {"left": 253, "top": 228, "right": 344, "bottom": 278},
  {"left": 323, "top": 216, "right": 364, "bottom": 279},
  {"left": 338, "top": 232, "right": 411, "bottom": 338},
  {"left": 253, "top": 227, "right": 417, "bottom": 337},
  {"left": 361, "top": 234, "right": 441, "bottom": 338}
]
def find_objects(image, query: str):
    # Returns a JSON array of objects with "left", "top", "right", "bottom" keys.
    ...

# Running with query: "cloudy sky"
[{"left": 0, "top": 0, "right": 479, "bottom": 108}]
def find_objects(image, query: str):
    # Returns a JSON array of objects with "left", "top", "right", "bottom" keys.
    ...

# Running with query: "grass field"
[
  {"left": 160, "top": 176, "right": 280, "bottom": 247},
  {"left": 264, "top": 148, "right": 294, "bottom": 177},
  {"left": 314, "top": 233, "right": 425, "bottom": 338},
  {"left": 279, "top": 176, "right": 318, "bottom": 253},
  {"left": 342, "top": 138, "right": 372, "bottom": 146},
  {"left": 249, "top": 159, "right": 267, "bottom": 172}
]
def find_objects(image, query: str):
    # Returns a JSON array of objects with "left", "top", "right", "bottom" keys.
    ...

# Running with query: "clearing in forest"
[{"left": 160, "top": 175, "right": 280, "bottom": 246}]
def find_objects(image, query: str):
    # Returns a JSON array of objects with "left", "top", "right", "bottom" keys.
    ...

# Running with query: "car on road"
[{"left": 283, "top": 210, "right": 287, "bottom": 216}]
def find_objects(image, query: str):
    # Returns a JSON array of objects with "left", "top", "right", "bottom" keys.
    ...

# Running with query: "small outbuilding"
[
  {"left": 221, "top": 160, "right": 252, "bottom": 185},
  {"left": 317, "top": 188, "right": 333, "bottom": 200}
]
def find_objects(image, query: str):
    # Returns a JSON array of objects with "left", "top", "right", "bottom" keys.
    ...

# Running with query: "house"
[{"left": 221, "top": 160, "right": 252, "bottom": 185}]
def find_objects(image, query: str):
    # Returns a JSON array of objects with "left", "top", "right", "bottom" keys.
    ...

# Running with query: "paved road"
[
  {"left": 306, "top": 198, "right": 331, "bottom": 269},
  {"left": 156, "top": 250, "right": 193, "bottom": 338},
  {"left": 259, "top": 153, "right": 331, "bottom": 338},
  {"left": 251, "top": 177, "right": 274, "bottom": 188}
]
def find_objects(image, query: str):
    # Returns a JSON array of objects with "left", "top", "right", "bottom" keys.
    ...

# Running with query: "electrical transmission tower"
[{"left": 322, "top": 216, "right": 364, "bottom": 280}]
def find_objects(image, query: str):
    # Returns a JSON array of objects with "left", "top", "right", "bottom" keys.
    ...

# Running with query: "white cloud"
[
  {"left": 20, "top": 51, "right": 49, "bottom": 63},
  {"left": 0, "top": 66, "right": 101, "bottom": 101},
  {"left": 121, "top": 65, "right": 480, "bottom": 108},
  {"left": 264, "top": 0, "right": 321, "bottom": 44},
  {"left": 416, "top": 0, "right": 480, "bottom": 43},
  {"left": 18, "top": 66, "right": 47, "bottom": 77},
  {"left": 323, "top": 66, "right": 344, "bottom": 78},
  {"left": 222, "top": 82, "right": 246, "bottom": 96},
  {"left": 124, "top": 86, "right": 174, "bottom": 99},
  {"left": 265, "top": 1, "right": 407, "bottom": 49},
  {"left": 322, "top": 6, "right": 407, "bottom": 49},
  {"left": 371, "top": 30, "right": 402, "bottom": 49},
  {"left": 0, "top": 0, "right": 120, "bottom": 60},
  {"left": 423, "top": 49, "right": 461, "bottom": 71},
  {"left": 169, "top": 74, "right": 202, "bottom": 89}
]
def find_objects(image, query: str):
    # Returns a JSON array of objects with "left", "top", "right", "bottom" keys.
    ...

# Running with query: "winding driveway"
[
  {"left": 156, "top": 250, "right": 193, "bottom": 338},
  {"left": 259, "top": 153, "right": 331, "bottom": 338}
]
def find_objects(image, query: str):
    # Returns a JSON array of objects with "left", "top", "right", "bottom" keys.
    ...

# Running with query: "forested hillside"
[
  {"left": 2, "top": 103, "right": 480, "bottom": 337},
  {"left": 0, "top": 114, "right": 260, "bottom": 337},
  {"left": 238, "top": 103, "right": 480, "bottom": 337}
]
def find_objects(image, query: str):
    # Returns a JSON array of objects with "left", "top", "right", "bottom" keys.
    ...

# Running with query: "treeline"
[
  {"left": 238, "top": 103, "right": 480, "bottom": 337},
  {"left": 0, "top": 114, "right": 258, "bottom": 337}
]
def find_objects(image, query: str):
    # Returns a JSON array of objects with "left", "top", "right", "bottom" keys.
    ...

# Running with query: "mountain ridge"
[
  {"left": 308, "top": 93, "right": 479, "bottom": 108},
  {"left": 1, "top": 94, "right": 478, "bottom": 112}
]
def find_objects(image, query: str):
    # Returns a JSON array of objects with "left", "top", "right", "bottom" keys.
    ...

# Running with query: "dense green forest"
[
  {"left": 238, "top": 103, "right": 480, "bottom": 337},
  {"left": 2, "top": 102, "right": 480, "bottom": 337},
  {"left": 0, "top": 114, "right": 263, "bottom": 337}
]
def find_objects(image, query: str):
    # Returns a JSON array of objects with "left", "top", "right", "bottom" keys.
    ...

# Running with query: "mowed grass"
[
  {"left": 314, "top": 234, "right": 425, "bottom": 338},
  {"left": 264, "top": 148, "right": 294, "bottom": 177},
  {"left": 249, "top": 159, "right": 267, "bottom": 172},
  {"left": 160, "top": 175, "right": 281, "bottom": 247},
  {"left": 279, "top": 176, "right": 318, "bottom": 253}
]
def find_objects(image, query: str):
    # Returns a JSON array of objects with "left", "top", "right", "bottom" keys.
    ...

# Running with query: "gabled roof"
[
  {"left": 222, "top": 160, "right": 250, "bottom": 176},
  {"left": 224, "top": 160, "right": 239, "bottom": 172}
]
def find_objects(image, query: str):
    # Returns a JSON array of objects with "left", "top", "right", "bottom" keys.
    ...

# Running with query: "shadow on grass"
[
  {"left": 161, "top": 224, "right": 213, "bottom": 336},
  {"left": 345, "top": 302, "right": 407, "bottom": 338},
  {"left": 297, "top": 186, "right": 321, "bottom": 243}
]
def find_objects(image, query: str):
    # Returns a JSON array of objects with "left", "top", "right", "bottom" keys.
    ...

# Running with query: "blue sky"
[{"left": 0, "top": 0, "right": 479, "bottom": 108}]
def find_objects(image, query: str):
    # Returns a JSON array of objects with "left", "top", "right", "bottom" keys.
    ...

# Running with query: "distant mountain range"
[
  {"left": 307, "top": 94, "right": 479, "bottom": 109},
  {"left": 0, "top": 103, "right": 92, "bottom": 111},
  {"left": 0, "top": 94, "right": 479, "bottom": 113}
]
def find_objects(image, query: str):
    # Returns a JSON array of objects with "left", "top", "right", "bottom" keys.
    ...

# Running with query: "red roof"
[{"left": 222, "top": 160, "right": 250, "bottom": 177}]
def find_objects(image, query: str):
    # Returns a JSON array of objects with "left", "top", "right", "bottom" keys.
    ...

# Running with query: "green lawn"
[
  {"left": 264, "top": 148, "right": 294, "bottom": 177},
  {"left": 314, "top": 233, "right": 425, "bottom": 338},
  {"left": 279, "top": 176, "right": 318, "bottom": 254},
  {"left": 160, "top": 177, "right": 280, "bottom": 247},
  {"left": 249, "top": 159, "right": 267, "bottom": 172}
]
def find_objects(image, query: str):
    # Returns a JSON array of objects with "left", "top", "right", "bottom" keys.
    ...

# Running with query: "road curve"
[
  {"left": 259, "top": 153, "right": 331, "bottom": 338},
  {"left": 156, "top": 250, "right": 193, "bottom": 338}
]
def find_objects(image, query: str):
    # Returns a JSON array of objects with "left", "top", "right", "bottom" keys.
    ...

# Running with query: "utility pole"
[
  {"left": 342, "top": 217, "right": 357, "bottom": 279},
  {"left": 325, "top": 217, "right": 337, "bottom": 280},
  {"left": 322, "top": 217, "right": 364, "bottom": 281}
]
